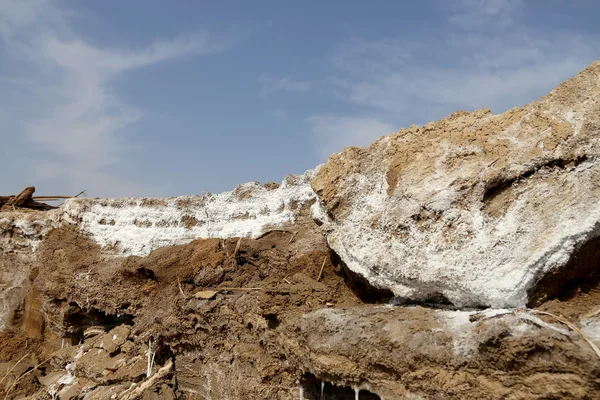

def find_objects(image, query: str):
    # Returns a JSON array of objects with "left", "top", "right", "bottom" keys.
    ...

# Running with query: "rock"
[
  {"left": 193, "top": 290, "right": 218, "bottom": 300},
  {"left": 141, "top": 384, "right": 176, "bottom": 400},
  {"left": 57, "top": 377, "right": 93, "bottom": 400},
  {"left": 312, "top": 61, "right": 600, "bottom": 308},
  {"left": 76, "top": 348, "right": 128, "bottom": 382},
  {"left": 97, "top": 325, "right": 130, "bottom": 354},
  {"left": 286, "top": 306, "right": 599, "bottom": 399},
  {"left": 109, "top": 355, "right": 147, "bottom": 382},
  {"left": 38, "top": 371, "right": 68, "bottom": 387},
  {"left": 81, "top": 383, "right": 130, "bottom": 400},
  {"left": 59, "top": 383, "right": 82, "bottom": 400},
  {"left": 121, "top": 340, "right": 135, "bottom": 355}
]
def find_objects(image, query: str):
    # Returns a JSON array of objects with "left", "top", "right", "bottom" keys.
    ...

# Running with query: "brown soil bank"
[
  {"left": 1, "top": 224, "right": 599, "bottom": 399},
  {"left": 5, "top": 62, "right": 600, "bottom": 399}
]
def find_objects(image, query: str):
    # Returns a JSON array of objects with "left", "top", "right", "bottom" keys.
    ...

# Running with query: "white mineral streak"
[
  {"left": 580, "top": 319, "right": 600, "bottom": 343},
  {"left": 0, "top": 169, "right": 319, "bottom": 328},
  {"left": 323, "top": 160, "right": 600, "bottom": 308},
  {"left": 60, "top": 168, "right": 319, "bottom": 256},
  {"left": 313, "top": 62, "right": 600, "bottom": 308},
  {"left": 4, "top": 63, "right": 600, "bottom": 314}
]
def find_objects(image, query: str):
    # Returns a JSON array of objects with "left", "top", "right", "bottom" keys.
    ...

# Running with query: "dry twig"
[
  {"left": 0, "top": 353, "right": 30, "bottom": 386},
  {"left": 255, "top": 229, "right": 294, "bottom": 240},
  {"left": 317, "top": 256, "right": 327, "bottom": 282},
  {"left": 4, "top": 354, "right": 54, "bottom": 399},
  {"left": 528, "top": 309, "right": 600, "bottom": 360},
  {"left": 288, "top": 231, "right": 298, "bottom": 244},
  {"left": 177, "top": 276, "right": 187, "bottom": 299}
]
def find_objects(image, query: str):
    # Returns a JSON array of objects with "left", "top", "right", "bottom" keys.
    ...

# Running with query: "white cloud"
[
  {"left": 334, "top": 36, "right": 596, "bottom": 115},
  {"left": 0, "top": 0, "right": 225, "bottom": 197},
  {"left": 307, "top": 115, "right": 396, "bottom": 159},
  {"left": 258, "top": 73, "right": 311, "bottom": 98},
  {"left": 308, "top": 1, "right": 599, "bottom": 159}
]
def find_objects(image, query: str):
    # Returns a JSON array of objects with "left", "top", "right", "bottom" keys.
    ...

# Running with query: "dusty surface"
[{"left": 312, "top": 61, "right": 600, "bottom": 308}]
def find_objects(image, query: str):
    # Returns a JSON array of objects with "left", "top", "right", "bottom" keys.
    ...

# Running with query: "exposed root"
[
  {"left": 529, "top": 309, "right": 600, "bottom": 360},
  {"left": 475, "top": 308, "right": 600, "bottom": 361},
  {"left": 118, "top": 359, "right": 173, "bottom": 400}
]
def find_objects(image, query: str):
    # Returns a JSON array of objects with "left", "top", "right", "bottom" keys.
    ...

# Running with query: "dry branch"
[
  {"left": 4, "top": 187, "right": 35, "bottom": 208},
  {"left": 528, "top": 310, "right": 600, "bottom": 360},
  {"left": 0, "top": 353, "right": 30, "bottom": 387},
  {"left": 177, "top": 277, "right": 187, "bottom": 299},
  {"left": 32, "top": 190, "right": 86, "bottom": 201},
  {"left": 317, "top": 256, "right": 327, "bottom": 282},
  {"left": 255, "top": 229, "right": 296, "bottom": 240},
  {"left": 33, "top": 196, "right": 75, "bottom": 200},
  {"left": 288, "top": 231, "right": 298, "bottom": 244},
  {"left": 0, "top": 186, "right": 84, "bottom": 211}
]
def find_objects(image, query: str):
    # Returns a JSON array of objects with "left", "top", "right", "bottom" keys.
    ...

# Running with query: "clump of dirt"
[
  {"left": 0, "top": 331, "right": 47, "bottom": 363},
  {"left": 537, "top": 277, "right": 600, "bottom": 320}
]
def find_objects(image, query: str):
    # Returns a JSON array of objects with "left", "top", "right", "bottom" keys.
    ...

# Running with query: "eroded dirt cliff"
[
  {"left": 3, "top": 214, "right": 600, "bottom": 399},
  {"left": 2, "top": 63, "right": 600, "bottom": 399}
]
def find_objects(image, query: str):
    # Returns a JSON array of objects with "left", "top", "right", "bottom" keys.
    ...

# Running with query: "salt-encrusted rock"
[
  {"left": 60, "top": 168, "right": 319, "bottom": 256},
  {"left": 312, "top": 61, "right": 600, "bottom": 308}
]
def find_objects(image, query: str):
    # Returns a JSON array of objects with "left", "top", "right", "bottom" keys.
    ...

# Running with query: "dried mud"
[{"left": 1, "top": 216, "right": 599, "bottom": 399}]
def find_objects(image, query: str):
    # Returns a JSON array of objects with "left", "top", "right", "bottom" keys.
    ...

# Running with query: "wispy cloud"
[
  {"left": 0, "top": 0, "right": 227, "bottom": 196},
  {"left": 308, "top": 1, "right": 599, "bottom": 160},
  {"left": 448, "top": 0, "right": 524, "bottom": 29},
  {"left": 258, "top": 73, "right": 311, "bottom": 98},
  {"left": 307, "top": 115, "right": 396, "bottom": 159}
]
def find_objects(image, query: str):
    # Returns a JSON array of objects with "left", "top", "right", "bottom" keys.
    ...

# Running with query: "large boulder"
[{"left": 312, "top": 61, "right": 600, "bottom": 308}]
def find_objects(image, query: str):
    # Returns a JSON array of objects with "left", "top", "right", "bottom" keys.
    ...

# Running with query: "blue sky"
[{"left": 1, "top": 0, "right": 599, "bottom": 197}]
